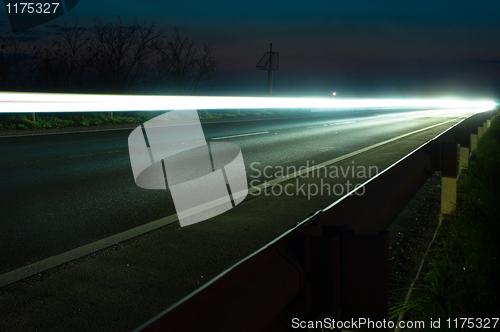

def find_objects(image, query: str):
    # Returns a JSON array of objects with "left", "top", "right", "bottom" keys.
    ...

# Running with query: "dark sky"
[{"left": 2, "top": 0, "right": 500, "bottom": 97}]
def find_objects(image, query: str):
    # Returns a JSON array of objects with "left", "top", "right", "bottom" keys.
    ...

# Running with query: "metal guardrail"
[{"left": 133, "top": 109, "right": 498, "bottom": 332}]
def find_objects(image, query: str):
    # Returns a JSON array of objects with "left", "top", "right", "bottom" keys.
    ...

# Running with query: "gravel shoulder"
[{"left": 388, "top": 171, "right": 443, "bottom": 311}]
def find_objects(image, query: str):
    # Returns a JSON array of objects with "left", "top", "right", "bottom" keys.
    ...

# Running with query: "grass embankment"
[
  {"left": 391, "top": 116, "right": 500, "bottom": 329},
  {"left": 0, "top": 109, "right": 296, "bottom": 130}
]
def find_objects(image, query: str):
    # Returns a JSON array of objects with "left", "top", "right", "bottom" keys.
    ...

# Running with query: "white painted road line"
[
  {"left": 211, "top": 131, "right": 269, "bottom": 140},
  {"left": 0, "top": 214, "right": 179, "bottom": 288},
  {"left": 250, "top": 118, "right": 458, "bottom": 194},
  {"left": 0, "top": 117, "right": 460, "bottom": 288}
]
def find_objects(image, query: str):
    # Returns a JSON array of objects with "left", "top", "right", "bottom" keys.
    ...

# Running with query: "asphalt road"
[{"left": 0, "top": 108, "right": 480, "bottom": 274}]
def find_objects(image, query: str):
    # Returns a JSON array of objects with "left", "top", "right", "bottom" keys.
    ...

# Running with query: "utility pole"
[
  {"left": 256, "top": 43, "right": 279, "bottom": 96},
  {"left": 268, "top": 43, "right": 273, "bottom": 96}
]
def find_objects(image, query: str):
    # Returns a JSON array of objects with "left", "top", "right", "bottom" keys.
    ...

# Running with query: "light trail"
[{"left": 0, "top": 91, "right": 496, "bottom": 113}]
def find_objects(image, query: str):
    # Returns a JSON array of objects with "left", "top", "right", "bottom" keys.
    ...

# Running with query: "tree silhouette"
[
  {"left": 156, "top": 29, "right": 218, "bottom": 94},
  {"left": 0, "top": 17, "right": 219, "bottom": 95},
  {"left": 30, "top": 24, "right": 92, "bottom": 92},
  {"left": 0, "top": 33, "right": 37, "bottom": 91},
  {"left": 87, "top": 17, "right": 164, "bottom": 94}
]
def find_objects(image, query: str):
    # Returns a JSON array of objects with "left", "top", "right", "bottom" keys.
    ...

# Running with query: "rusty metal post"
[{"left": 340, "top": 230, "right": 389, "bottom": 322}]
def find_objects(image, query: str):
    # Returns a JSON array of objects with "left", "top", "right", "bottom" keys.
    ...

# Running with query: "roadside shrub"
[{"left": 391, "top": 116, "right": 500, "bottom": 328}]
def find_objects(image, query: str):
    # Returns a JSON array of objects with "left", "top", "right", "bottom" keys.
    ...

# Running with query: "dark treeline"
[{"left": 0, "top": 17, "right": 219, "bottom": 95}]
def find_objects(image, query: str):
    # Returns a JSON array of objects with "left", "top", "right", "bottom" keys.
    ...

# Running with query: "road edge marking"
[
  {"left": 0, "top": 214, "right": 178, "bottom": 288},
  {"left": 212, "top": 131, "right": 269, "bottom": 140},
  {"left": 248, "top": 118, "right": 457, "bottom": 193}
]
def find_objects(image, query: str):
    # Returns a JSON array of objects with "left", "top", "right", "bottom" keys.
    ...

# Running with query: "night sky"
[{"left": 2, "top": 0, "right": 500, "bottom": 97}]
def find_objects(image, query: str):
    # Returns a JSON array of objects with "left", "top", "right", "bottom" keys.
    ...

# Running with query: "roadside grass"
[
  {"left": 390, "top": 116, "right": 500, "bottom": 329},
  {"left": 0, "top": 113, "right": 147, "bottom": 130},
  {"left": 0, "top": 109, "right": 304, "bottom": 131}
]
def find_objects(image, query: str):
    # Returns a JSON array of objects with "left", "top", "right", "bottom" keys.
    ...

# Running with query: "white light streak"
[{"left": 0, "top": 92, "right": 496, "bottom": 113}]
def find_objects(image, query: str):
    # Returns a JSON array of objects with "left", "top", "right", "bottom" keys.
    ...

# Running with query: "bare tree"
[
  {"left": 0, "top": 17, "right": 219, "bottom": 95},
  {"left": 156, "top": 29, "right": 218, "bottom": 94},
  {"left": 0, "top": 34, "right": 38, "bottom": 91},
  {"left": 31, "top": 24, "right": 93, "bottom": 92},
  {"left": 86, "top": 16, "right": 166, "bottom": 94}
]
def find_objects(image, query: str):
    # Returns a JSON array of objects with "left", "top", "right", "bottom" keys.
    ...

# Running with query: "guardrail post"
[
  {"left": 470, "top": 132, "right": 478, "bottom": 152},
  {"left": 456, "top": 127, "right": 470, "bottom": 175},
  {"left": 478, "top": 125, "right": 484, "bottom": 139},
  {"left": 340, "top": 230, "right": 389, "bottom": 322},
  {"left": 459, "top": 146, "right": 469, "bottom": 175},
  {"left": 487, "top": 119, "right": 491, "bottom": 129},
  {"left": 441, "top": 142, "right": 459, "bottom": 214},
  {"left": 483, "top": 122, "right": 488, "bottom": 133}
]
